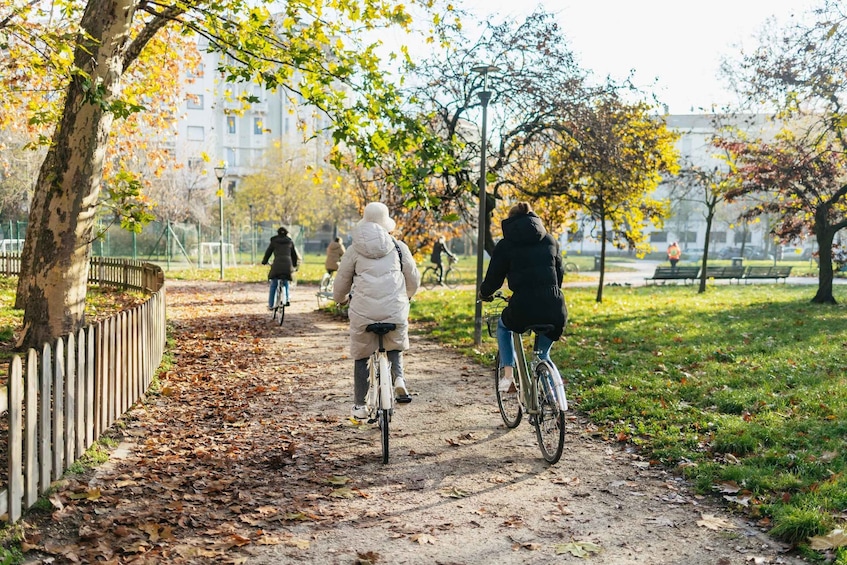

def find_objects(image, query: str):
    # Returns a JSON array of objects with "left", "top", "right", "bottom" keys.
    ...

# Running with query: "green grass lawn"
[{"left": 410, "top": 283, "right": 847, "bottom": 561}]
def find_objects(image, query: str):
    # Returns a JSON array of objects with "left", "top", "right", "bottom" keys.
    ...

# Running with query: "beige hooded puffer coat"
[{"left": 333, "top": 217, "right": 420, "bottom": 360}]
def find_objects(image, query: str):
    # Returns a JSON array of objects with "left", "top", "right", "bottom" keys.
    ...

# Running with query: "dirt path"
[{"left": 22, "top": 281, "right": 804, "bottom": 564}]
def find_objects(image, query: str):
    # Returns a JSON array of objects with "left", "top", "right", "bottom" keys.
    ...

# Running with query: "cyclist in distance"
[
  {"left": 261, "top": 226, "right": 300, "bottom": 309},
  {"left": 333, "top": 202, "right": 420, "bottom": 419},
  {"left": 479, "top": 202, "right": 567, "bottom": 394},
  {"left": 430, "top": 235, "right": 455, "bottom": 285},
  {"left": 324, "top": 236, "right": 346, "bottom": 277}
]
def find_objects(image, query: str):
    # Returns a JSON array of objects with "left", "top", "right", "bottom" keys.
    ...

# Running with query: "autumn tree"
[
  {"left": 401, "top": 10, "right": 599, "bottom": 255},
  {"left": 719, "top": 0, "right": 847, "bottom": 303},
  {"left": 537, "top": 94, "right": 679, "bottom": 302},
  {"left": 718, "top": 129, "right": 847, "bottom": 304},
  {"left": 3, "top": 0, "right": 450, "bottom": 348}
]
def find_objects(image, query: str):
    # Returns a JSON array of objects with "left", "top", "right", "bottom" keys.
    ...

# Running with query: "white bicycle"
[{"left": 363, "top": 322, "right": 397, "bottom": 464}]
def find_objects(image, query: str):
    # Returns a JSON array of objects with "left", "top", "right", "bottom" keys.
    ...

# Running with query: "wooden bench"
[
  {"left": 645, "top": 266, "right": 700, "bottom": 285},
  {"left": 703, "top": 265, "right": 746, "bottom": 284},
  {"left": 743, "top": 266, "right": 792, "bottom": 283}
]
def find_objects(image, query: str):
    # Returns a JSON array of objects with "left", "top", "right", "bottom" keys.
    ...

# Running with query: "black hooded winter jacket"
[{"left": 479, "top": 212, "right": 567, "bottom": 341}]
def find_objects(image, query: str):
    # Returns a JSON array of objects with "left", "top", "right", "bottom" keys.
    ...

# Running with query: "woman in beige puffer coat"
[{"left": 333, "top": 202, "right": 420, "bottom": 418}]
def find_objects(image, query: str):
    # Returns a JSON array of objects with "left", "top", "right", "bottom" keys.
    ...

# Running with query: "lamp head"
[{"left": 214, "top": 166, "right": 227, "bottom": 181}]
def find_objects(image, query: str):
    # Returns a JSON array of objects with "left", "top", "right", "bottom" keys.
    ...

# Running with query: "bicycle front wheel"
[
  {"left": 422, "top": 267, "right": 439, "bottom": 290},
  {"left": 444, "top": 267, "right": 459, "bottom": 289},
  {"left": 533, "top": 361, "right": 565, "bottom": 463},
  {"left": 494, "top": 353, "right": 522, "bottom": 428}
]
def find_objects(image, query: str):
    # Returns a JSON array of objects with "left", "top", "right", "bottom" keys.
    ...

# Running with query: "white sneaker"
[
  {"left": 498, "top": 373, "right": 517, "bottom": 393},
  {"left": 394, "top": 377, "right": 412, "bottom": 403},
  {"left": 351, "top": 405, "right": 368, "bottom": 420}
]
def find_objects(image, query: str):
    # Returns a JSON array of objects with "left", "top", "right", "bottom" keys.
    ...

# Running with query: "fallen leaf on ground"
[
  {"left": 696, "top": 514, "right": 737, "bottom": 531},
  {"left": 809, "top": 528, "right": 847, "bottom": 550},
  {"left": 555, "top": 540, "right": 603, "bottom": 557}
]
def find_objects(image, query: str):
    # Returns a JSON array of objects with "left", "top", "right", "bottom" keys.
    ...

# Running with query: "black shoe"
[{"left": 284, "top": 301, "right": 290, "bottom": 307}]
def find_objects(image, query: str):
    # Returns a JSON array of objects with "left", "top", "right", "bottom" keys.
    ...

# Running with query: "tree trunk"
[
  {"left": 15, "top": 0, "right": 138, "bottom": 349},
  {"left": 595, "top": 218, "right": 606, "bottom": 303},
  {"left": 697, "top": 205, "right": 716, "bottom": 294},
  {"left": 811, "top": 223, "right": 836, "bottom": 305}
]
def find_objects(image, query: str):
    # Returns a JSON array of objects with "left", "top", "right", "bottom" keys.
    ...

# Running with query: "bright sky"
[{"left": 461, "top": 0, "right": 821, "bottom": 114}]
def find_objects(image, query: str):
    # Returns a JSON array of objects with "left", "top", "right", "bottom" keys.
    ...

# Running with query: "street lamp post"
[
  {"left": 214, "top": 165, "right": 227, "bottom": 279},
  {"left": 471, "top": 64, "right": 500, "bottom": 346},
  {"left": 248, "top": 204, "right": 255, "bottom": 265}
]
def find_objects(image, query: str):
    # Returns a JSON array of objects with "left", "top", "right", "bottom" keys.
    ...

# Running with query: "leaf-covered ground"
[{"left": 18, "top": 281, "right": 807, "bottom": 564}]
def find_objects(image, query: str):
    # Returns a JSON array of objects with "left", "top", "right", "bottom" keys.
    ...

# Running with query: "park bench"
[
  {"left": 645, "top": 266, "right": 700, "bottom": 285},
  {"left": 742, "top": 266, "right": 793, "bottom": 283},
  {"left": 702, "top": 265, "right": 746, "bottom": 284}
]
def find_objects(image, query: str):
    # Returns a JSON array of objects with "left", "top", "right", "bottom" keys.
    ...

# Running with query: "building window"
[
  {"left": 187, "top": 158, "right": 203, "bottom": 170},
  {"left": 187, "top": 126, "right": 204, "bottom": 141},
  {"left": 710, "top": 232, "right": 727, "bottom": 244},
  {"left": 226, "top": 180, "right": 237, "bottom": 198},
  {"left": 227, "top": 116, "right": 236, "bottom": 134},
  {"left": 186, "top": 63, "right": 205, "bottom": 78},
  {"left": 650, "top": 232, "right": 668, "bottom": 243},
  {"left": 187, "top": 94, "right": 204, "bottom": 109},
  {"left": 679, "top": 231, "right": 697, "bottom": 244},
  {"left": 225, "top": 148, "right": 236, "bottom": 168},
  {"left": 253, "top": 118, "right": 263, "bottom": 135}
]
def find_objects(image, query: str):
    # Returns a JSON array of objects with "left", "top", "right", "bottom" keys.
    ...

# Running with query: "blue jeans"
[
  {"left": 497, "top": 317, "right": 553, "bottom": 368},
  {"left": 269, "top": 279, "right": 290, "bottom": 308}
]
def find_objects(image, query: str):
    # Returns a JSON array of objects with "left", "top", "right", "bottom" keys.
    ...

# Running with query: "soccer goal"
[{"left": 199, "top": 242, "right": 237, "bottom": 269}]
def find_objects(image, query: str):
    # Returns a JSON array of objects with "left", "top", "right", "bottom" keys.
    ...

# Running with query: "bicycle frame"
[{"left": 511, "top": 331, "right": 568, "bottom": 413}]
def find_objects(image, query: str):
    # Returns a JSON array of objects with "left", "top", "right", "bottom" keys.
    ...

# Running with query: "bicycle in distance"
[
  {"left": 270, "top": 279, "right": 287, "bottom": 326},
  {"left": 358, "top": 322, "right": 398, "bottom": 464},
  {"left": 316, "top": 272, "right": 335, "bottom": 308},
  {"left": 483, "top": 291, "right": 568, "bottom": 463},
  {"left": 422, "top": 255, "right": 459, "bottom": 290}
]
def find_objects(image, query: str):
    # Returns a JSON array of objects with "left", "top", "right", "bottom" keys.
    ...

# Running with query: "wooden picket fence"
[{"left": 0, "top": 256, "right": 166, "bottom": 522}]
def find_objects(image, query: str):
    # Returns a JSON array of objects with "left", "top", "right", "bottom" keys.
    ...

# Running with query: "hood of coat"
[
  {"left": 352, "top": 222, "right": 395, "bottom": 260},
  {"left": 501, "top": 212, "right": 547, "bottom": 244}
]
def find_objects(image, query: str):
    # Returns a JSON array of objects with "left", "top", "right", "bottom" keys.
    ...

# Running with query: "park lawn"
[{"left": 410, "top": 283, "right": 847, "bottom": 560}]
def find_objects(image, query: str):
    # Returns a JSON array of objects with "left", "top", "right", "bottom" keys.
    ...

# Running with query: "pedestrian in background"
[
  {"left": 667, "top": 242, "right": 682, "bottom": 269},
  {"left": 325, "top": 236, "right": 346, "bottom": 276}
]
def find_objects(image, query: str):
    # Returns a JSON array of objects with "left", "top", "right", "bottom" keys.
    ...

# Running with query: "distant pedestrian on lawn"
[
  {"left": 333, "top": 202, "right": 420, "bottom": 420},
  {"left": 325, "top": 236, "right": 346, "bottom": 276},
  {"left": 667, "top": 242, "right": 682, "bottom": 269},
  {"left": 262, "top": 227, "right": 300, "bottom": 309}
]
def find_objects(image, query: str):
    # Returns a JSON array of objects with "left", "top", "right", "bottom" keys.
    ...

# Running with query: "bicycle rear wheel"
[
  {"left": 272, "top": 284, "right": 281, "bottom": 321},
  {"left": 378, "top": 354, "right": 392, "bottom": 463},
  {"left": 278, "top": 303, "right": 285, "bottom": 326},
  {"left": 379, "top": 409, "right": 390, "bottom": 463},
  {"left": 494, "top": 353, "right": 522, "bottom": 428},
  {"left": 533, "top": 361, "right": 565, "bottom": 463},
  {"left": 422, "top": 267, "right": 439, "bottom": 290}
]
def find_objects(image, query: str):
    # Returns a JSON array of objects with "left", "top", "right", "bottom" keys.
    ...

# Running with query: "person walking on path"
[
  {"left": 333, "top": 202, "right": 420, "bottom": 419},
  {"left": 479, "top": 202, "right": 567, "bottom": 394},
  {"left": 261, "top": 226, "right": 300, "bottom": 308},
  {"left": 667, "top": 241, "right": 682, "bottom": 269},
  {"left": 325, "top": 236, "right": 346, "bottom": 275},
  {"left": 430, "top": 236, "right": 455, "bottom": 285}
]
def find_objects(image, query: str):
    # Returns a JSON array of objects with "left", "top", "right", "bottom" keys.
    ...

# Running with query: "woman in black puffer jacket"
[
  {"left": 479, "top": 202, "right": 567, "bottom": 393},
  {"left": 261, "top": 227, "right": 300, "bottom": 308}
]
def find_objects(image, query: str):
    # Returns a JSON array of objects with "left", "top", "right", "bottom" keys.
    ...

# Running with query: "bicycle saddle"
[{"left": 366, "top": 322, "right": 396, "bottom": 335}]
